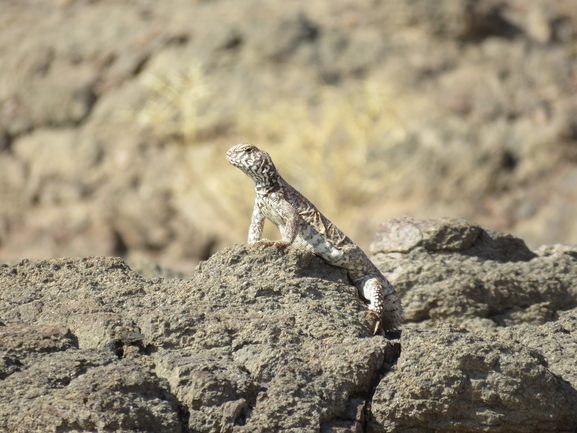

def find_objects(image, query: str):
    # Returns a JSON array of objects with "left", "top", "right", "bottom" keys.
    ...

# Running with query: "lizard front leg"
[{"left": 248, "top": 199, "right": 265, "bottom": 245}]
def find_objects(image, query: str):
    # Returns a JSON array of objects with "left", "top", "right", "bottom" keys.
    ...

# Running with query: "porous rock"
[
  {"left": 370, "top": 217, "right": 483, "bottom": 254},
  {"left": 366, "top": 217, "right": 577, "bottom": 432},
  {"left": 371, "top": 216, "right": 536, "bottom": 262},
  {"left": 498, "top": 308, "right": 577, "bottom": 389},
  {"left": 1, "top": 217, "right": 577, "bottom": 432},
  {"left": 0, "top": 347, "right": 182, "bottom": 433},
  {"left": 372, "top": 217, "right": 577, "bottom": 329},
  {"left": 0, "top": 245, "right": 396, "bottom": 432},
  {"left": 368, "top": 327, "right": 577, "bottom": 433}
]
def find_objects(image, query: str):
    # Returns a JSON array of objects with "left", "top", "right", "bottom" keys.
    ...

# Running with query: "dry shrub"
[{"left": 135, "top": 64, "right": 213, "bottom": 143}]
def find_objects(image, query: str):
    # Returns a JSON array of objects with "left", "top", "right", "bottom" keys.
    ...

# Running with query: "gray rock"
[
  {"left": 371, "top": 216, "right": 536, "bottom": 262},
  {"left": 369, "top": 327, "right": 577, "bottom": 433},
  {"left": 367, "top": 217, "right": 577, "bottom": 431},
  {"left": 371, "top": 217, "right": 483, "bottom": 254},
  {"left": 0, "top": 218, "right": 576, "bottom": 431},
  {"left": 0, "top": 245, "right": 398, "bottom": 432},
  {"left": 0, "top": 349, "right": 182, "bottom": 433},
  {"left": 498, "top": 308, "right": 577, "bottom": 389},
  {"left": 0, "top": 324, "right": 76, "bottom": 379},
  {"left": 371, "top": 218, "right": 576, "bottom": 329},
  {"left": 127, "top": 258, "right": 188, "bottom": 280}
]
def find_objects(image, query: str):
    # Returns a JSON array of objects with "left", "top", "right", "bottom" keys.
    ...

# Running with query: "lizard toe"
[
  {"left": 272, "top": 240, "right": 291, "bottom": 248},
  {"left": 368, "top": 311, "right": 383, "bottom": 335},
  {"left": 254, "top": 239, "right": 275, "bottom": 247}
]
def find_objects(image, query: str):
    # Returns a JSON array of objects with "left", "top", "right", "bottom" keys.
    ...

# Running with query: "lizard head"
[{"left": 227, "top": 143, "right": 277, "bottom": 183}]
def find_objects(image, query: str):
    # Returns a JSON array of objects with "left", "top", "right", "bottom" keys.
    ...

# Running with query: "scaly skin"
[{"left": 226, "top": 143, "right": 403, "bottom": 333}]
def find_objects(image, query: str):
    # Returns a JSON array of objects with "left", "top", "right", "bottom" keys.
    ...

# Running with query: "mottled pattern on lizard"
[{"left": 226, "top": 143, "right": 403, "bottom": 332}]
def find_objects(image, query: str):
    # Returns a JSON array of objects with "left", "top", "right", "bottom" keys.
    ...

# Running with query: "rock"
[
  {"left": 367, "top": 217, "right": 577, "bottom": 431},
  {"left": 126, "top": 258, "right": 188, "bottom": 279},
  {"left": 0, "top": 245, "right": 398, "bottom": 432},
  {"left": 248, "top": 14, "right": 320, "bottom": 63},
  {"left": 2, "top": 0, "right": 577, "bottom": 267},
  {"left": 371, "top": 216, "right": 536, "bottom": 262},
  {"left": 0, "top": 325, "right": 76, "bottom": 379},
  {"left": 0, "top": 349, "right": 182, "bottom": 433},
  {"left": 498, "top": 308, "right": 577, "bottom": 389},
  {"left": 371, "top": 218, "right": 576, "bottom": 329},
  {"left": 368, "top": 327, "right": 577, "bottom": 432},
  {"left": 536, "top": 243, "right": 577, "bottom": 259},
  {"left": 370, "top": 217, "right": 483, "bottom": 254},
  {"left": 0, "top": 217, "right": 577, "bottom": 431}
]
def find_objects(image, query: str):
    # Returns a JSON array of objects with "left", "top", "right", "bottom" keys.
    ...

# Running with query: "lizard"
[{"left": 226, "top": 143, "right": 402, "bottom": 333}]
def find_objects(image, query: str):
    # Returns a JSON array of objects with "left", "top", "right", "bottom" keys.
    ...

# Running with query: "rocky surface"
[
  {"left": 372, "top": 217, "right": 577, "bottom": 330},
  {"left": 2, "top": 0, "right": 577, "bottom": 271},
  {"left": 1, "top": 217, "right": 576, "bottom": 432},
  {"left": 370, "top": 326, "right": 577, "bottom": 433},
  {"left": 0, "top": 245, "right": 398, "bottom": 432}
]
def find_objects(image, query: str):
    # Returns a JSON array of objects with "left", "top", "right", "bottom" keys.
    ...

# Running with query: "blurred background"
[{"left": 1, "top": 0, "right": 577, "bottom": 273}]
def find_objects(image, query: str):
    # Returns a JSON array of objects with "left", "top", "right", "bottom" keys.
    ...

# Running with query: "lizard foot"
[
  {"left": 254, "top": 239, "right": 275, "bottom": 247},
  {"left": 368, "top": 311, "right": 383, "bottom": 335},
  {"left": 254, "top": 239, "right": 290, "bottom": 249},
  {"left": 271, "top": 240, "right": 291, "bottom": 249}
]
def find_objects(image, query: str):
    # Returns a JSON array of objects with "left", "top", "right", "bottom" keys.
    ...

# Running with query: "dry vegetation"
[
  {"left": 135, "top": 64, "right": 213, "bottom": 143},
  {"left": 133, "top": 65, "right": 412, "bottom": 244}
]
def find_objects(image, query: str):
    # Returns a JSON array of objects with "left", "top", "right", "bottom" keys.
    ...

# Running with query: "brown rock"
[{"left": 2, "top": 0, "right": 577, "bottom": 266}]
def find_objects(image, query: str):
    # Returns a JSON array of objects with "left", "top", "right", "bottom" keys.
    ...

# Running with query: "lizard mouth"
[
  {"left": 225, "top": 150, "right": 237, "bottom": 164},
  {"left": 226, "top": 146, "right": 244, "bottom": 166}
]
